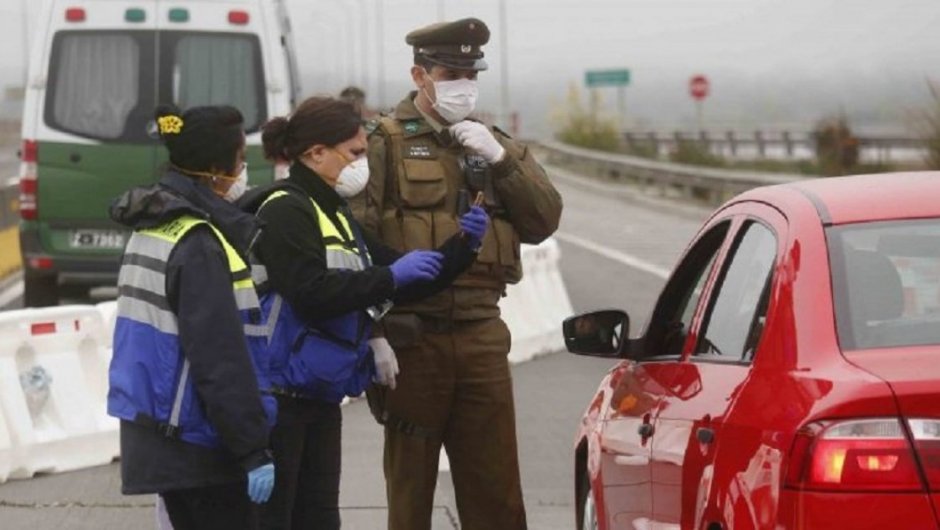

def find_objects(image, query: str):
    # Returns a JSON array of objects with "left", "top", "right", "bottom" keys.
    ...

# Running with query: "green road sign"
[{"left": 585, "top": 69, "right": 631, "bottom": 87}]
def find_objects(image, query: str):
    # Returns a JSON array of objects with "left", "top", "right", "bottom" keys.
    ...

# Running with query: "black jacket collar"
[
  {"left": 110, "top": 170, "right": 262, "bottom": 255},
  {"left": 286, "top": 161, "right": 347, "bottom": 215}
]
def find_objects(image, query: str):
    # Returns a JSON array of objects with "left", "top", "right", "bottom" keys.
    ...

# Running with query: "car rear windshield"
[
  {"left": 45, "top": 31, "right": 266, "bottom": 143},
  {"left": 829, "top": 219, "right": 940, "bottom": 350}
]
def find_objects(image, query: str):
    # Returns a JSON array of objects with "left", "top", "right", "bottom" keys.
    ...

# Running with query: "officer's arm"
[
  {"left": 362, "top": 227, "right": 478, "bottom": 304},
  {"left": 490, "top": 132, "right": 564, "bottom": 244},
  {"left": 167, "top": 227, "right": 272, "bottom": 472},
  {"left": 257, "top": 193, "right": 396, "bottom": 323},
  {"left": 348, "top": 131, "right": 389, "bottom": 238}
]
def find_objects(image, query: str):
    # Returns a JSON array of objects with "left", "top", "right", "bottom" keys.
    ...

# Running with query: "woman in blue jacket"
[{"left": 108, "top": 104, "right": 276, "bottom": 530}]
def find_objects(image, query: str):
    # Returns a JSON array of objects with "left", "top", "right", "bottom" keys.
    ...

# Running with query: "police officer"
[
  {"left": 108, "top": 104, "right": 276, "bottom": 530},
  {"left": 350, "top": 17, "right": 564, "bottom": 530}
]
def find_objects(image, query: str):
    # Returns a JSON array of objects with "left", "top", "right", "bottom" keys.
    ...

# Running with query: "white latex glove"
[
  {"left": 449, "top": 121, "right": 506, "bottom": 163},
  {"left": 370, "top": 337, "right": 399, "bottom": 390}
]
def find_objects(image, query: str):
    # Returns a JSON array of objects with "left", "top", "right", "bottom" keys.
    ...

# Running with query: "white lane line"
[
  {"left": 554, "top": 231, "right": 671, "bottom": 280},
  {"left": 0, "top": 279, "right": 23, "bottom": 308}
]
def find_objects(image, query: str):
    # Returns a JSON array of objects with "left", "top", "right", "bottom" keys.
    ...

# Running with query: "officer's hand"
[
  {"left": 247, "top": 463, "right": 275, "bottom": 504},
  {"left": 389, "top": 250, "right": 444, "bottom": 288},
  {"left": 459, "top": 205, "right": 488, "bottom": 250},
  {"left": 449, "top": 121, "right": 506, "bottom": 164},
  {"left": 369, "top": 337, "right": 399, "bottom": 390}
]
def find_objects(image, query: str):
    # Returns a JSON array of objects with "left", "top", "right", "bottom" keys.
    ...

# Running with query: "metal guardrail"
[{"left": 540, "top": 140, "right": 804, "bottom": 205}]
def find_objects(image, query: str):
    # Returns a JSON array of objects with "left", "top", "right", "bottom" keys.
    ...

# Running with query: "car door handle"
[
  {"left": 638, "top": 423, "right": 654, "bottom": 438},
  {"left": 696, "top": 426, "right": 715, "bottom": 444}
]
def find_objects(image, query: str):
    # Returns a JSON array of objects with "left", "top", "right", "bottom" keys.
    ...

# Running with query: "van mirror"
[{"left": 563, "top": 310, "right": 630, "bottom": 358}]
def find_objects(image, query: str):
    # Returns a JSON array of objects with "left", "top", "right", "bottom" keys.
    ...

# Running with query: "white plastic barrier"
[
  {"left": 502, "top": 237, "right": 574, "bottom": 364},
  {"left": 0, "top": 306, "right": 119, "bottom": 483}
]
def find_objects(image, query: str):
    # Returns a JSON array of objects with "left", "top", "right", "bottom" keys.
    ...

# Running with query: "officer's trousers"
[
  {"left": 260, "top": 397, "right": 342, "bottom": 530},
  {"left": 383, "top": 316, "right": 527, "bottom": 530}
]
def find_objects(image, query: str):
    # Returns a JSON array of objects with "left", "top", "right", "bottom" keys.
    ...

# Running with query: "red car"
[{"left": 565, "top": 172, "right": 940, "bottom": 530}]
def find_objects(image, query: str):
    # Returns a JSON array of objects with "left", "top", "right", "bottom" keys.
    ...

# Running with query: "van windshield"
[
  {"left": 45, "top": 31, "right": 266, "bottom": 143},
  {"left": 829, "top": 219, "right": 940, "bottom": 350}
]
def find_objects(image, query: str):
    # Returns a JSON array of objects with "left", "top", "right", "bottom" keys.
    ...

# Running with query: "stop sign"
[{"left": 689, "top": 75, "right": 709, "bottom": 101}]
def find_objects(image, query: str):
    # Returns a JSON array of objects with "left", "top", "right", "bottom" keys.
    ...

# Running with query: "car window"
[
  {"left": 829, "top": 219, "right": 940, "bottom": 350},
  {"left": 163, "top": 33, "right": 267, "bottom": 132},
  {"left": 696, "top": 222, "right": 776, "bottom": 361},
  {"left": 45, "top": 31, "right": 153, "bottom": 142},
  {"left": 642, "top": 221, "right": 729, "bottom": 359}
]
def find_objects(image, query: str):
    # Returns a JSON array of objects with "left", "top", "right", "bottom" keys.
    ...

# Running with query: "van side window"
[
  {"left": 47, "top": 33, "right": 144, "bottom": 140},
  {"left": 170, "top": 34, "right": 265, "bottom": 131}
]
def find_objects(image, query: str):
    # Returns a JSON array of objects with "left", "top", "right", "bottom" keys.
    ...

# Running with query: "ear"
[{"left": 410, "top": 65, "right": 426, "bottom": 88}]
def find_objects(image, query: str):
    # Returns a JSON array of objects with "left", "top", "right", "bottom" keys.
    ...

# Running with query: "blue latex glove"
[
  {"left": 459, "top": 205, "right": 488, "bottom": 250},
  {"left": 389, "top": 250, "right": 444, "bottom": 288},
  {"left": 247, "top": 463, "right": 275, "bottom": 504}
]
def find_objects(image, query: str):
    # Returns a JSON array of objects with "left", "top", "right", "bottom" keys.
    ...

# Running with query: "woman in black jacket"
[{"left": 242, "top": 96, "right": 486, "bottom": 530}]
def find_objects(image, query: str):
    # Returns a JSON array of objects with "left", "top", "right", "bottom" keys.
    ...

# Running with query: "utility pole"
[
  {"left": 498, "top": 0, "right": 510, "bottom": 130},
  {"left": 375, "top": 0, "right": 385, "bottom": 108}
]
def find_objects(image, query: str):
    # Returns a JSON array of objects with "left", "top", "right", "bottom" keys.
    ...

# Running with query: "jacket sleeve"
[
  {"left": 256, "top": 192, "right": 396, "bottom": 323},
  {"left": 490, "top": 131, "right": 564, "bottom": 244},
  {"left": 166, "top": 227, "right": 271, "bottom": 472},
  {"left": 362, "top": 228, "right": 478, "bottom": 304}
]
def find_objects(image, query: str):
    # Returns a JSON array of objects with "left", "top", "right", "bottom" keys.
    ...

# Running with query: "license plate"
[{"left": 69, "top": 230, "right": 126, "bottom": 249}]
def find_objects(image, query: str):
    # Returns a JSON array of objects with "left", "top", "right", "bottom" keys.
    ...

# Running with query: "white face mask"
[
  {"left": 224, "top": 162, "right": 249, "bottom": 202},
  {"left": 427, "top": 77, "right": 479, "bottom": 124},
  {"left": 335, "top": 157, "right": 369, "bottom": 198}
]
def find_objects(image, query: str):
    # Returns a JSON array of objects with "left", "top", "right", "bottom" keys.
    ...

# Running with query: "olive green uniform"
[{"left": 350, "top": 94, "right": 562, "bottom": 530}]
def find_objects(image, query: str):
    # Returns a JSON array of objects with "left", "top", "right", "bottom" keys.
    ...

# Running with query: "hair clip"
[{"left": 157, "top": 115, "right": 184, "bottom": 135}]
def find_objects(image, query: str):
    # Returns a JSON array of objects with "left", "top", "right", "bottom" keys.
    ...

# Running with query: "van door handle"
[
  {"left": 697, "top": 426, "right": 715, "bottom": 444},
  {"left": 638, "top": 423, "right": 654, "bottom": 438},
  {"left": 69, "top": 153, "right": 81, "bottom": 163}
]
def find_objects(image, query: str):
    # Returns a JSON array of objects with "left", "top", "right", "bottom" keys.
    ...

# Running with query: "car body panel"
[{"left": 573, "top": 173, "right": 940, "bottom": 529}]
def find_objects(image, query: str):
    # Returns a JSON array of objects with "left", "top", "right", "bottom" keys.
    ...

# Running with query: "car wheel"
[
  {"left": 24, "top": 272, "right": 59, "bottom": 307},
  {"left": 581, "top": 475, "right": 599, "bottom": 530}
]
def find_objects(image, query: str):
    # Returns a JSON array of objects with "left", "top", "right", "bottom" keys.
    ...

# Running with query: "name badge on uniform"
[{"left": 404, "top": 145, "right": 435, "bottom": 159}]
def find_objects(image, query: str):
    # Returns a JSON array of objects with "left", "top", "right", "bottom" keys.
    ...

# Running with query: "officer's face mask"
[
  {"left": 223, "top": 162, "right": 249, "bottom": 202},
  {"left": 335, "top": 157, "right": 369, "bottom": 198},
  {"left": 422, "top": 69, "right": 478, "bottom": 124}
]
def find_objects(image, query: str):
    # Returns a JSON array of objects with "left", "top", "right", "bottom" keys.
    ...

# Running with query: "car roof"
[{"left": 740, "top": 172, "right": 940, "bottom": 226}]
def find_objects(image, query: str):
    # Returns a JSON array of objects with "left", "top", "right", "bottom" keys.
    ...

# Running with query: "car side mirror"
[{"left": 563, "top": 310, "right": 630, "bottom": 358}]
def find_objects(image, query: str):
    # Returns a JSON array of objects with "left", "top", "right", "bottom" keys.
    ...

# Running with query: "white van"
[{"left": 19, "top": 0, "right": 300, "bottom": 306}]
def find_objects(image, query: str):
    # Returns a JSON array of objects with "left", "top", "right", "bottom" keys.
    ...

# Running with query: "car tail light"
[
  {"left": 19, "top": 140, "right": 38, "bottom": 220},
  {"left": 228, "top": 10, "right": 249, "bottom": 25},
  {"left": 785, "top": 418, "right": 923, "bottom": 492},
  {"left": 908, "top": 419, "right": 940, "bottom": 490}
]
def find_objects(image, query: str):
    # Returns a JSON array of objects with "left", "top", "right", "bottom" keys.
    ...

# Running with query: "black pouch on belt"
[{"left": 382, "top": 313, "right": 423, "bottom": 349}]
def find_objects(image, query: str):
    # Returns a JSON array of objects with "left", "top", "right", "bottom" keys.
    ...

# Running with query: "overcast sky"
[{"left": 1, "top": 0, "right": 939, "bottom": 135}]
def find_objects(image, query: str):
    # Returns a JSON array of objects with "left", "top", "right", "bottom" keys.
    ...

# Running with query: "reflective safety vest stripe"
[
  {"left": 255, "top": 190, "right": 379, "bottom": 402},
  {"left": 108, "top": 215, "right": 275, "bottom": 447}
]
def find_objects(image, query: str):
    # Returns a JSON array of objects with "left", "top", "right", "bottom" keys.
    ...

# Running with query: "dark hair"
[
  {"left": 154, "top": 103, "right": 245, "bottom": 175},
  {"left": 261, "top": 97, "right": 362, "bottom": 162}
]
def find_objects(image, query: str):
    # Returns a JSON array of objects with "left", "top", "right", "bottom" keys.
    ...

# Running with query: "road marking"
[
  {"left": 554, "top": 231, "right": 671, "bottom": 280},
  {"left": 0, "top": 279, "right": 22, "bottom": 309}
]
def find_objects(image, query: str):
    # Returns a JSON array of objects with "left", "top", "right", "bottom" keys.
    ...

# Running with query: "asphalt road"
[{"left": 0, "top": 160, "right": 710, "bottom": 529}]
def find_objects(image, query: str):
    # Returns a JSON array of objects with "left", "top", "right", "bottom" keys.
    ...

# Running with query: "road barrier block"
[
  {"left": 0, "top": 306, "right": 118, "bottom": 483},
  {"left": 502, "top": 237, "right": 574, "bottom": 364}
]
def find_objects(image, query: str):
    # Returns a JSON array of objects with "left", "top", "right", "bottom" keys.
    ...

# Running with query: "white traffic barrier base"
[
  {"left": 0, "top": 305, "right": 118, "bottom": 483},
  {"left": 501, "top": 237, "right": 574, "bottom": 364}
]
